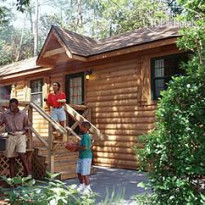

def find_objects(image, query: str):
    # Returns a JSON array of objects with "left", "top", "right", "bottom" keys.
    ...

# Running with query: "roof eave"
[
  {"left": 0, "top": 66, "right": 52, "bottom": 81},
  {"left": 87, "top": 36, "right": 180, "bottom": 61}
]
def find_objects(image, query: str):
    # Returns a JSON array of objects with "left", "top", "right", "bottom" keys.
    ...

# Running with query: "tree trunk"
[
  {"left": 15, "top": 26, "right": 24, "bottom": 61},
  {"left": 33, "top": 0, "right": 39, "bottom": 56}
]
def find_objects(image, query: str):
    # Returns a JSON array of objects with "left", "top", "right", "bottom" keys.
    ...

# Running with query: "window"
[
  {"left": 66, "top": 73, "right": 84, "bottom": 105},
  {"left": 151, "top": 53, "right": 189, "bottom": 100},
  {"left": 30, "top": 79, "right": 43, "bottom": 107},
  {"left": 0, "top": 85, "right": 11, "bottom": 100}
]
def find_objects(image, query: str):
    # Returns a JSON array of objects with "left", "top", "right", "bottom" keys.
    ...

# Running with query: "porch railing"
[{"left": 0, "top": 100, "right": 101, "bottom": 174}]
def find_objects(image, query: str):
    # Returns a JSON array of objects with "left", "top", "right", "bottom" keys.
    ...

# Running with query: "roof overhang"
[
  {"left": 37, "top": 26, "right": 179, "bottom": 67},
  {"left": 0, "top": 67, "right": 52, "bottom": 81},
  {"left": 37, "top": 27, "right": 87, "bottom": 67},
  {"left": 87, "top": 37, "right": 178, "bottom": 61}
]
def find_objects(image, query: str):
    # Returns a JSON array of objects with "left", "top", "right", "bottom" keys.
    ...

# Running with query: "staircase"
[
  {"left": 0, "top": 100, "right": 101, "bottom": 180},
  {"left": 33, "top": 145, "right": 79, "bottom": 180}
]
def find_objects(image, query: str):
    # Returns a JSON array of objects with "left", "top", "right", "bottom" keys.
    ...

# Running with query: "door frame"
[{"left": 65, "top": 72, "right": 85, "bottom": 105}]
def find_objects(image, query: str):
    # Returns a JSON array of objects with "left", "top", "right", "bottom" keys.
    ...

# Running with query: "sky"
[{"left": 1, "top": 0, "right": 56, "bottom": 29}]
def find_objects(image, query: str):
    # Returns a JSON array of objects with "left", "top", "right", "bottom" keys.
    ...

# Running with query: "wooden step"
[
  {"left": 35, "top": 150, "right": 78, "bottom": 162},
  {"left": 34, "top": 147, "right": 78, "bottom": 156},
  {"left": 54, "top": 160, "right": 77, "bottom": 172},
  {"left": 55, "top": 153, "right": 78, "bottom": 161},
  {"left": 45, "top": 154, "right": 78, "bottom": 163},
  {"left": 35, "top": 147, "right": 76, "bottom": 156},
  {"left": 60, "top": 171, "right": 78, "bottom": 180}
]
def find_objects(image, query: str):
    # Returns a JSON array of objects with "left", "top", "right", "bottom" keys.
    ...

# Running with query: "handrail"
[
  {"left": 69, "top": 104, "right": 89, "bottom": 111},
  {"left": 70, "top": 109, "right": 90, "bottom": 131},
  {"left": 64, "top": 103, "right": 101, "bottom": 136},
  {"left": 66, "top": 126, "right": 81, "bottom": 140},
  {"left": 30, "top": 102, "right": 66, "bottom": 134},
  {"left": 30, "top": 127, "right": 49, "bottom": 148},
  {"left": 0, "top": 100, "right": 100, "bottom": 174}
]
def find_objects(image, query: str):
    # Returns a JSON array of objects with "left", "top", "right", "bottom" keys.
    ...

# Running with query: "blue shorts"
[
  {"left": 51, "top": 107, "right": 66, "bottom": 121},
  {"left": 76, "top": 158, "right": 92, "bottom": 176}
]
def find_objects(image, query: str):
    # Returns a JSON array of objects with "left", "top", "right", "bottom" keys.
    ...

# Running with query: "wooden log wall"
[
  {"left": 0, "top": 44, "right": 181, "bottom": 169},
  {"left": 85, "top": 55, "right": 156, "bottom": 169},
  {"left": 0, "top": 77, "right": 49, "bottom": 146}
]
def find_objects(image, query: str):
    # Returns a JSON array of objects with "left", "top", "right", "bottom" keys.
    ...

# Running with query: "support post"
[
  {"left": 87, "top": 107, "right": 91, "bottom": 122},
  {"left": 28, "top": 105, "right": 33, "bottom": 149},
  {"left": 48, "top": 122, "right": 55, "bottom": 173}
]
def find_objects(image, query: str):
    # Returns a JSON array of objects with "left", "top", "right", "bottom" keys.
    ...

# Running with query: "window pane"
[
  {"left": 31, "top": 79, "right": 43, "bottom": 93},
  {"left": 30, "top": 79, "right": 43, "bottom": 107},
  {"left": 152, "top": 53, "right": 189, "bottom": 100},
  {"left": 69, "top": 76, "right": 83, "bottom": 105},
  {"left": 0, "top": 85, "right": 11, "bottom": 100},
  {"left": 31, "top": 93, "right": 42, "bottom": 107},
  {"left": 154, "top": 59, "right": 164, "bottom": 77},
  {"left": 155, "top": 79, "right": 165, "bottom": 98}
]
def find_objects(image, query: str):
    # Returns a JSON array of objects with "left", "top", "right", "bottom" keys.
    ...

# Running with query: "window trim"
[
  {"left": 0, "top": 84, "right": 12, "bottom": 100},
  {"left": 66, "top": 72, "right": 84, "bottom": 105},
  {"left": 30, "top": 78, "right": 44, "bottom": 107},
  {"left": 151, "top": 53, "right": 188, "bottom": 100}
]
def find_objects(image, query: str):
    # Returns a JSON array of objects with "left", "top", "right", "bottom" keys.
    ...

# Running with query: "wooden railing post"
[
  {"left": 28, "top": 105, "right": 33, "bottom": 149},
  {"left": 87, "top": 107, "right": 91, "bottom": 122},
  {"left": 48, "top": 122, "right": 55, "bottom": 173},
  {"left": 64, "top": 104, "right": 101, "bottom": 137}
]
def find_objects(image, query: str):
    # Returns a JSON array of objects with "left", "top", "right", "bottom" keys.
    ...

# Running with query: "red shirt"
[{"left": 47, "top": 91, "right": 66, "bottom": 108}]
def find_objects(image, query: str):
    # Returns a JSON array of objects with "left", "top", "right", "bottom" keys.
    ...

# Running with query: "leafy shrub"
[
  {"left": 133, "top": 193, "right": 156, "bottom": 205},
  {"left": 136, "top": 74, "right": 205, "bottom": 204},
  {"left": 135, "top": 0, "right": 205, "bottom": 204},
  {"left": 1, "top": 174, "right": 96, "bottom": 205}
]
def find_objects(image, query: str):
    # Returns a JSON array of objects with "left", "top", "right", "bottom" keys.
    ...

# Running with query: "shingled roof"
[
  {"left": 0, "top": 26, "right": 180, "bottom": 78},
  {"left": 0, "top": 57, "right": 39, "bottom": 77},
  {"left": 53, "top": 25, "right": 180, "bottom": 57}
]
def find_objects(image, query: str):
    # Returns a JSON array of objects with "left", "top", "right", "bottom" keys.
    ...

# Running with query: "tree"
[
  {"left": 0, "top": 0, "right": 29, "bottom": 22},
  {"left": 16, "top": 0, "right": 30, "bottom": 12},
  {"left": 0, "top": 22, "right": 33, "bottom": 65},
  {"left": 0, "top": 0, "right": 176, "bottom": 66},
  {"left": 83, "top": 0, "right": 171, "bottom": 38},
  {"left": 37, "top": 0, "right": 172, "bottom": 38},
  {"left": 136, "top": 0, "right": 205, "bottom": 204}
]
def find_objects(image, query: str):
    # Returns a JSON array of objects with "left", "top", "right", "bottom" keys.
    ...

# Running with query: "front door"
[
  {"left": 66, "top": 72, "right": 84, "bottom": 105},
  {"left": 66, "top": 72, "right": 84, "bottom": 133}
]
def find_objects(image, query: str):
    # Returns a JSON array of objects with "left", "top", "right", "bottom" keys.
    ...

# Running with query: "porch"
[{"left": 0, "top": 100, "right": 101, "bottom": 180}]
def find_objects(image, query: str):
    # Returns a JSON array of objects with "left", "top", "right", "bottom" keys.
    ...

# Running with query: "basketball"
[{"left": 65, "top": 142, "right": 78, "bottom": 152}]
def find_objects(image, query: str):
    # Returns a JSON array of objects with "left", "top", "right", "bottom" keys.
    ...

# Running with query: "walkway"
[{"left": 65, "top": 166, "right": 149, "bottom": 205}]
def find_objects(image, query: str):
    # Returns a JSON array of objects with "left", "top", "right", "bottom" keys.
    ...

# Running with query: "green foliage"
[
  {"left": 90, "top": 0, "right": 171, "bottom": 38},
  {"left": 0, "top": 6, "right": 11, "bottom": 24},
  {"left": 16, "top": 0, "right": 30, "bottom": 12},
  {"left": 1, "top": 174, "right": 96, "bottom": 205},
  {"left": 99, "top": 187, "right": 125, "bottom": 205},
  {"left": 135, "top": 0, "right": 205, "bottom": 204},
  {"left": 137, "top": 74, "right": 205, "bottom": 204},
  {"left": 167, "top": 0, "right": 182, "bottom": 15},
  {"left": 1, "top": 175, "right": 35, "bottom": 187},
  {"left": 0, "top": 23, "right": 33, "bottom": 65},
  {"left": 38, "top": 0, "right": 172, "bottom": 39},
  {"left": 134, "top": 193, "right": 157, "bottom": 205},
  {"left": 0, "top": 0, "right": 29, "bottom": 24},
  {"left": 0, "top": 0, "right": 176, "bottom": 65}
]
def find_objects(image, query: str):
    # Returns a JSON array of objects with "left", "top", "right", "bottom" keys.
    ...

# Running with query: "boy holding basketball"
[{"left": 65, "top": 121, "right": 92, "bottom": 194}]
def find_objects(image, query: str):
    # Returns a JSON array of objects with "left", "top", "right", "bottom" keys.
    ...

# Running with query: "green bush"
[
  {"left": 1, "top": 174, "right": 96, "bottom": 205},
  {"left": 136, "top": 74, "right": 205, "bottom": 204},
  {"left": 135, "top": 0, "right": 205, "bottom": 204}
]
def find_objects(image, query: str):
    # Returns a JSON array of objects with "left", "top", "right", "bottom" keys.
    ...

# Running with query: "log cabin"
[{"left": 0, "top": 25, "right": 189, "bottom": 180}]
